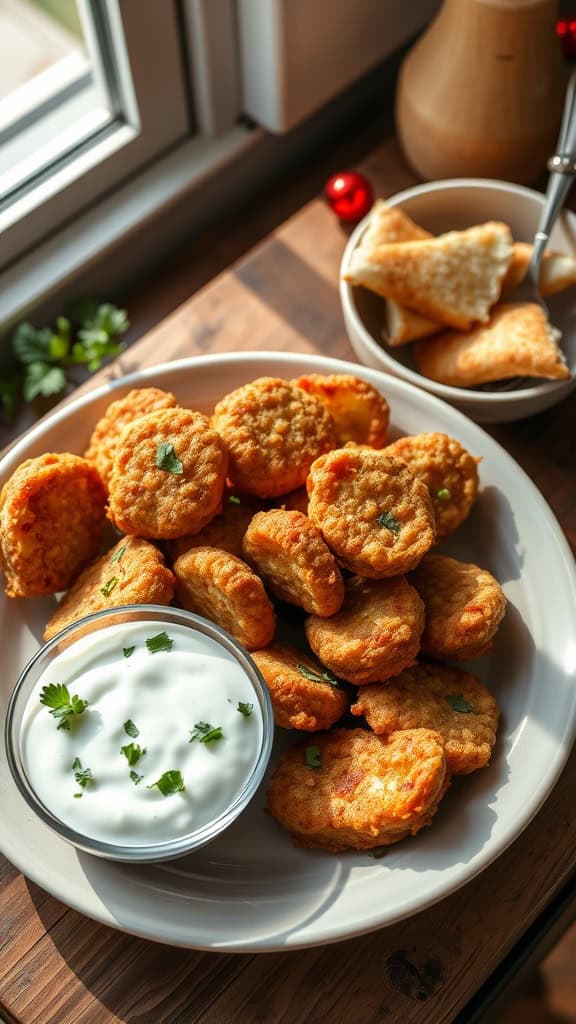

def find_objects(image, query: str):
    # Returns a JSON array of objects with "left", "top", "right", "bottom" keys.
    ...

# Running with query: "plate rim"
[{"left": 2, "top": 350, "right": 576, "bottom": 951}]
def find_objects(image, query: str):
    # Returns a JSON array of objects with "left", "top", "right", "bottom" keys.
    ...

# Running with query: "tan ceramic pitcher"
[{"left": 396, "top": 0, "right": 566, "bottom": 183}]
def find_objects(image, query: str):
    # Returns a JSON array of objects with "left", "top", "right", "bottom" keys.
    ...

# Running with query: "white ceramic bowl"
[{"left": 340, "top": 179, "right": 576, "bottom": 423}]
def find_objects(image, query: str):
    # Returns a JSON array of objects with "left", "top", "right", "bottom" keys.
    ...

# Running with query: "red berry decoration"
[{"left": 324, "top": 171, "right": 374, "bottom": 222}]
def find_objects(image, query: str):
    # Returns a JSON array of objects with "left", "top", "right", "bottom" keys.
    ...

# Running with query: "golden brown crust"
[
  {"left": 107, "top": 408, "right": 228, "bottom": 539},
  {"left": 383, "top": 432, "right": 480, "bottom": 541},
  {"left": 305, "top": 575, "right": 424, "bottom": 685},
  {"left": 251, "top": 644, "right": 349, "bottom": 731},
  {"left": 211, "top": 377, "right": 336, "bottom": 498},
  {"left": 242, "top": 509, "right": 344, "bottom": 616},
  {"left": 502, "top": 243, "right": 576, "bottom": 297},
  {"left": 292, "top": 374, "right": 390, "bottom": 449},
  {"left": 307, "top": 447, "right": 435, "bottom": 577},
  {"left": 83, "top": 387, "right": 179, "bottom": 488},
  {"left": 173, "top": 545, "right": 275, "bottom": 651},
  {"left": 410, "top": 554, "right": 506, "bottom": 660},
  {"left": 43, "top": 536, "right": 175, "bottom": 640},
  {"left": 164, "top": 488, "right": 265, "bottom": 562},
  {"left": 351, "top": 663, "right": 499, "bottom": 775},
  {"left": 0, "top": 453, "right": 106, "bottom": 598},
  {"left": 267, "top": 727, "right": 448, "bottom": 851},
  {"left": 414, "top": 303, "right": 570, "bottom": 388}
]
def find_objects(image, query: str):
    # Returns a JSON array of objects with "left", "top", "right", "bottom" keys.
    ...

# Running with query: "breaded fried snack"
[
  {"left": 251, "top": 644, "right": 349, "bottom": 731},
  {"left": 243, "top": 509, "right": 344, "bottom": 617},
  {"left": 344, "top": 222, "right": 513, "bottom": 330},
  {"left": 411, "top": 554, "right": 506, "bottom": 660},
  {"left": 385, "top": 302, "right": 441, "bottom": 346},
  {"left": 383, "top": 432, "right": 479, "bottom": 541},
  {"left": 165, "top": 488, "right": 265, "bottom": 562},
  {"left": 267, "top": 727, "right": 448, "bottom": 851},
  {"left": 84, "top": 387, "right": 179, "bottom": 488},
  {"left": 351, "top": 663, "right": 499, "bottom": 775},
  {"left": 44, "top": 537, "right": 175, "bottom": 640},
  {"left": 414, "top": 302, "right": 570, "bottom": 388},
  {"left": 0, "top": 453, "right": 106, "bottom": 598},
  {"left": 307, "top": 447, "right": 435, "bottom": 578},
  {"left": 502, "top": 243, "right": 576, "bottom": 297},
  {"left": 292, "top": 374, "right": 390, "bottom": 448},
  {"left": 173, "top": 546, "right": 275, "bottom": 651},
  {"left": 359, "top": 199, "right": 431, "bottom": 249},
  {"left": 107, "top": 408, "right": 228, "bottom": 539},
  {"left": 211, "top": 377, "right": 336, "bottom": 498},
  {"left": 305, "top": 575, "right": 424, "bottom": 685}
]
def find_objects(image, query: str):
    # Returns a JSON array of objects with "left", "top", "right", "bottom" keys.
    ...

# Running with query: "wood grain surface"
[{"left": 1, "top": 137, "right": 575, "bottom": 1024}]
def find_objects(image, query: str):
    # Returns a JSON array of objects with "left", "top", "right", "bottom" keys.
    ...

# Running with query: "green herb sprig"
[
  {"left": 297, "top": 663, "right": 339, "bottom": 688},
  {"left": 120, "top": 742, "right": 146, "bottom": 766},
  {"left": 147, "top": 770, "right": 185, "bottom": 796},
  {"left": 40, "top": 683, "right": 89, "bottom": 731},
  {"left": 145, "top": 632, "right": 173, "bottom": 654},
  {"left": 376, "top": 510, "right": 401, "bottom": 535},
  {"left": 72, "top": 757, "right": 94, "bottom": 789},
  {"left": 189, "top": 722, "right": 224, "bottom": 744}
]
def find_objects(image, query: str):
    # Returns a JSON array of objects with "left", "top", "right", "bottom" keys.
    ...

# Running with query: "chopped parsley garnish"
[
  {"left": 130, "top": 770, "right": 143, "bottom": 785},
  {"left": 120, "top": 742, "right": 146, "bottom": 766},
  {"left": 145, "top": 631, "right": 173, "bottom": 654},
  {"left": 40, "top": 683, "right": 89, "bottom": 731},
  {"left": 73, "top": 793, "right": 83, "bottom": 799},
  {"left": 237, "top": 701, "right": 253, "bottom": 717},
  {"left": 436, "top": 488, "right": 451, "bottom": 502},
  {"left": 147, "top": 770, "right": 185, "bottom": 796},
  {"left": 446, "top": 694, "right": 474, "bottom": 714},
  {"left": 111, "top": 544, "right": 126, "bottom": 563},
  {"left": 228, "top": 494, "right": 241, "bottom": 504},
  {"left": 123, "top": 719, "right": 139, "bottom": 738},
  {"left": 155, "top": 441, "right": 183, "bottom": 475},
  {"left": 123, "top": 646, "right": 135, "bottom": 659},
  {"left": 189, "top": 721, "right": 224, "bottom": 744},
  {"left": 367, "top": 847, "right": 387, "bottom": 859},
  {"left": 376, "top": 510, "right": 401, "bottom": 535},
  {"left": 100, "top": 576, "right": 119, "bottom": 597},
  {"left": 304, "top": 745, "right": 322, "bottom": 769},
  {"left": 297, "top": 663, "right": 339, "bottom": 687},
  {"left": 72, "top": 757, "right": 94, "bottom": 788}
]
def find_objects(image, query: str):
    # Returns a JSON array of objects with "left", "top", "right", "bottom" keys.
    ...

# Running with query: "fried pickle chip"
[
  {"left": 414, "top": 302, "right": 569, "bottom": 388},
  {"left": 107, "top": 408, "right": 228, "bottom": 539},
  {"left": 44, "top": 537, "right": 175, "bottom": 640},
  {"left": 0, "top": 453, "right": 106, "bottom": 598},
  {"left": 384, "top": 432, "right": 479, "bottom": 541},
  {"left": 267, "top": 727, "right": 448, "bottom": 851},
  {"left": 165, "top": 488, "right": 265, "bottom": 562},
  {"left": 83, "top": 387, "right": 179, "bottom": 488},
  {"left": 292, "top": 374, "right": 390, "bottom": 448},
  {"left": 173, "top": 546, "right": 275, "bottom": 651},
  {"left": 211, "top": 377, "right": 336, "bottom": 498},
  {"left": 307, "top": 447, "right": 435, "bottom": 577},
  {"left": 411, "top": 554, "right": 506, "bottom": 660},
  {"left": 251, "top": 644, "right": 349, "bottom": 731},
  {"left": 305, "top": 575, "right": 424, "bottom": 685},
  {"left": 243, "top": 509, "right": 344, "bottom": 617},
  {"left": 351, "top": 663, "right": 499, "bottom": 775}
]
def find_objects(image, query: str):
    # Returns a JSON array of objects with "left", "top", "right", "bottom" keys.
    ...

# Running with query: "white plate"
[{"left": 2, "top": 352, "right": 576, "bottom": 952}]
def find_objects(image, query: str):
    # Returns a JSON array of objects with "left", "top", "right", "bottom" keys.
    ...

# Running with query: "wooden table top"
[{"left": 1, "top": 138, "right": 576, "bottom": 1024}]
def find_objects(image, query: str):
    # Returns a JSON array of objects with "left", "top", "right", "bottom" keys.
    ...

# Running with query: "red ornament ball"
[
  {"left": 557, "top": 18, "right": 576, "bottom": 61},
  {"left": 324, "top": 171, "right": 374, "bottom": 222}
]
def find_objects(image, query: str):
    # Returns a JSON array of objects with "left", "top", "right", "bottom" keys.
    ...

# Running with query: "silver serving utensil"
[{"left": 480, "top": 70, "right": 576, "bottom": 392}]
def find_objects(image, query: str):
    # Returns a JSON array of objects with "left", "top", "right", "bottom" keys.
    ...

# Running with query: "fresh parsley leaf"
[
  {"left": 155, "top": 441, "right": 183, "bottom": 474},
  {"left": 111, "top": 544, "right": 126, "bottom": 563},
  {"left": 72, "top": 758, "right": 94, "bottom": 788},
  {"left": 147, "top": 770, "right": 185, "bottom": 796},
  {"left": 100, "top": 576, "right": 119, "bottom": 597},
  {"left": 446, "top": 694, "right": 474, "bottom": 714},
  {"left": 123, "top": 719, "right": 139, "bottom": 738},
  {"left": 130, "top": 770, "right": 143, "bottom": 785},
  {"left": 367, "top": 847, "right": 388, "bottom": 859},
  {"left": 237, "top": 701, "right": 253, "bottom": 717},
  {"left": 189, "top": 721, "right": 224, "bottom": 744},
  {"left": 304, "top": 746, "right": 322, "bottom": 769},
  {"left": 120, "top": 742, "right": 146, "bottom": 766},
  {"left": 23, "top": 363, "right": 67, "bottom": 402},
  {"left": 73, "top": 793, "right": 83, "bottom": 798},
  {"left": 376, "top": 510, "right": 401, "bottom": 535},
  {"left": 145, "top": 632, "right": 173, "bottom": 654},
  {"left": 228, "top": 495, "right": 241, "bottom": 505},
  {"left": 436, "top": 488, "right": 451, "bottom": 501},
  {"left": 12, "top": 323, "right": 54, "bottom": 363},
  {"left": 40, "top": 683, "right": 89, "bottom": 730},
  {"left": 297, "top": 663, "right": 339, "bottom": 687},
  {"left": 123, "top": 646, "right": 135, "bottom": 659}
]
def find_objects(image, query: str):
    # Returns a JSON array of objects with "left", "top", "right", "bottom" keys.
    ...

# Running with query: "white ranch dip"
[{"left": 20, "top": 621, "right": 263, "bottom": 847}]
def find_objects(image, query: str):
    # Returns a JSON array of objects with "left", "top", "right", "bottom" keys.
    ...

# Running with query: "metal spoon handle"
[{"left": 528, "top": 70, "right": 576, "bottom": 283}]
